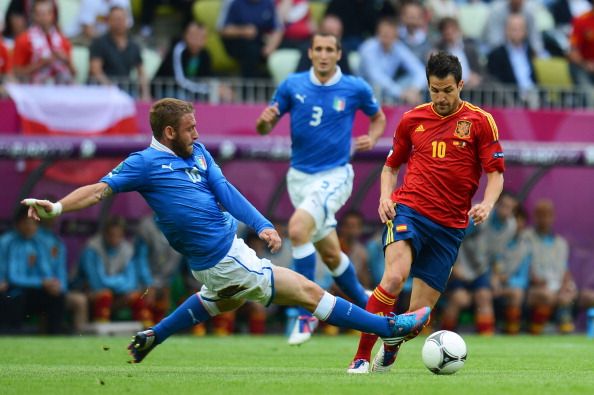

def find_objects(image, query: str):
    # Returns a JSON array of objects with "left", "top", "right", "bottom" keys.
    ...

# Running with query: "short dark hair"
[
  {"left": 310, "top": 32, "right": 342, "bottom": 52},
  {"left": 426, "top": 51, "right": 462, "bottom": 84},
  {"left": 437, "top": 17, "right": 459, "bottom": 33},
  {"left": 149, "top": 98, "right": 195, "bottom": 139}
]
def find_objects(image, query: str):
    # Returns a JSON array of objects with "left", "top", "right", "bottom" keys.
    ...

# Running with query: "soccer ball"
[{"left": 421, "top": 330, "right": 467, "bottom": 375}]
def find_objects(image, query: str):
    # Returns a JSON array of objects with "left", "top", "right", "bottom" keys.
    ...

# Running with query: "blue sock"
[
  {"left": 324, "top": 297, "right": 392, "bottom": 337},
  {"left": 152, "top": 294, "right": 210, "bottom": 344},
  {"left": 293, "top": 244, "right": 317, "bottom": 316},
  {"left": 332, "top": 255, "right": 369, "bottom": 308}
]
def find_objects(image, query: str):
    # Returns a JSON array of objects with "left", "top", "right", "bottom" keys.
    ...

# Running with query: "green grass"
[{"left": 1, "top": 334, "right": 593, "bottom": 395}]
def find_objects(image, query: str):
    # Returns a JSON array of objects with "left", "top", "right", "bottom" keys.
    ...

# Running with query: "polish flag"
[{"left": 6, "top": 84, "right": 139, "bottom": 184}]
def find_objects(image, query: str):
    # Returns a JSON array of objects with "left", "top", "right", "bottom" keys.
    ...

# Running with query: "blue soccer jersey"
[
  {"left": 100, "top": 139, "right": 272, "bottom": 271},
  {"left": 272, "top": 67, "right": 380, "bottom": 174}
]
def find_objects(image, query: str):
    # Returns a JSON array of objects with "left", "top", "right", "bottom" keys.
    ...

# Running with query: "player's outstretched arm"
[
  {"left": 22, "top": 182, "right": 112, "bottom": 221},
  {"left": 468, "top": 171, "right": 503, "bottom": 225},
  {"left": 256, "top": 103, "right": 280, "bottom": 135}
]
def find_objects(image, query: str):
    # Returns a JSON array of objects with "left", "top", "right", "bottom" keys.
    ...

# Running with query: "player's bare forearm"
[
  {"left": 355, "top": 109, "right": 386, "bottom": 151},
  {"left": 60, "top": 182, "right": 113, "bottom": 213},
  {"left": 468, "top": 171, "right": 503, "bottom": 225},
  {"left": 378, "top": 165, "right": 398, "bottom": 223},
  {"left": 256, "top": 104, "right": 280, "bottom": 135}
]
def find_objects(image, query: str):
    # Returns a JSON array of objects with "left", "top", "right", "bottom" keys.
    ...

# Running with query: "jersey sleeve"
[
  {"left": 385, "top": 116, "right": 412, "bottom": 168},
  {"left": 357, "top": 78, "right": 380, "bottom": 116},
  {"left": 476, "top": 112, "right": 505, "bottom": 173},
  {"left": 99, "top": 153, "right": 147, "bottom": 193},
  {"left": 271, "top": 78, "right": 292, "bottom": 117}
]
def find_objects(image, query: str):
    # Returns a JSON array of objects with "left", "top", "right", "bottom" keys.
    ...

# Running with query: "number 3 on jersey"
[
  {"left": 309, "top": 106, "right": 323, "bottom": 126},
  {"left": 431, "top": 141, "right": 446, "bottom": 158}
]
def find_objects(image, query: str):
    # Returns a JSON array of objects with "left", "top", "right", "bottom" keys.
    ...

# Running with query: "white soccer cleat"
[
  {"left": 371, "top": 343, "right": 401, "bottom": 373},
  {"left": 287, "top": 315, "right": 318, "bottom": 345},
  {"left": 347, "top": 359, "right": 370, "bottom": 374}
]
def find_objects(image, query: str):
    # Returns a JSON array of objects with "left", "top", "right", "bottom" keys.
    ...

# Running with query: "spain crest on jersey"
[
  {"left": 333, "top": 97, "right": 346, "bottom": 112},
  {"left": 195, "top": 155, "right": 207, "bottom": 171},
  {"left": 454, "top": 120, "right": 472, "bottom": 139}
]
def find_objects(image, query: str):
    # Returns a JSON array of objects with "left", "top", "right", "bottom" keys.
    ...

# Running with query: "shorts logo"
[
  {"left": 396, "top": 224, "right": 408, "bottom": 232},
  {"left": 454, "top": 120, "right": 472, "bottom": 139}
]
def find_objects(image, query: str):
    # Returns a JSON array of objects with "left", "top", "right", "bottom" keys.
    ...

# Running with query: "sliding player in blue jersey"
[
  {"left": 256, "top": 32, "right": 387, "bottom": 345},
  {"left": 23, "top": 98, "right": 429, "bottom": 364}
]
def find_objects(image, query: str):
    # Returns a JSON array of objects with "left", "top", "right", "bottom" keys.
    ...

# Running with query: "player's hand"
[
  {"left": 354, "top": 134, "right": 377, "bottom": 152},
  {"left": 21, "top": 198, "right": 63, "bottom": 221},
  {"left": 467, "top": 202, "right": 492, "bottom": 225},
  {"left": 378, "top": 197, "right": 396, "bottom": 223},
  {"left": 259, "top": 228, "right": 282, "bottom": 253},
  {"left": 256, "top": 103, "right": 279, "bottom": 135}
]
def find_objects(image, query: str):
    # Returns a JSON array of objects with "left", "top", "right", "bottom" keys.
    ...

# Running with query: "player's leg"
[
  {"left": 556, "top": 284, "right": 577, "bottom": 334},
  {"left": 473, "top": 283, "right": 495, "bottom": 335},
  {"left": 441, "top": 285, "right": 472, "bottom": 332},
  {"left": 348, "top": 237, "right": 412, "bottom": 373},
  {"left": 527, "top": 285, "right": 554, "bottom": 334},
  {"left": 272, "top": 265, "right": 430, "bottom": 339}
]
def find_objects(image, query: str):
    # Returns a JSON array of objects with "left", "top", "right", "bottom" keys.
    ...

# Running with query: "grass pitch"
[{"left": 1, "top": 334, "right": 592, "bottom": 395}]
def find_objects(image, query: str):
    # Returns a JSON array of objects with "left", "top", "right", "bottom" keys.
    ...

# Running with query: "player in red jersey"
[{"left": 347, "top": 52, "right": 505, "bottom": 374}]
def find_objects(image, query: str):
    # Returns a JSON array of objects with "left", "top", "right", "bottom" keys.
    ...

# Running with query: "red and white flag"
[{"left": 6, "top": 84, "right": 139, "bottom": 184}]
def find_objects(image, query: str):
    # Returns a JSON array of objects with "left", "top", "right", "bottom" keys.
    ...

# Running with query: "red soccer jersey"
[{"left": 385, "top": 101, "right": 505, "bottom": 229}]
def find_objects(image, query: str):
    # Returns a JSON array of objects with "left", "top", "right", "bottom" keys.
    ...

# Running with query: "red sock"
[
  {"left": 504, "top": 306, "right": 522, "bottom": 334},
  {"left": 475, "top": 311, "right": 495, "bottom": 335},
  {"left": 93, "top": 290, "right": 113, "bottom": 321},
  {"left": 353, "top": 285, "right": 396, "bottom": 361}
]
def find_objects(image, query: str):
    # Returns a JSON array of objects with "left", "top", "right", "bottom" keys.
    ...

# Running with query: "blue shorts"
[
  {"left": 382, "top": 204, "right": 466, "bottom": 293},
  {"left": 447, "top": 271, "right": 491, "bottom": 292}
]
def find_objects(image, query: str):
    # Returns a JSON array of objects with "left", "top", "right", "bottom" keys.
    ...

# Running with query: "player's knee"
[
  {"left": 319, "top": 249, "right": 340, "bottom": 267},
  {"left": 381, "top": 272, "right": 407, "bottom": 294},
  {"left": 288, "top": 219, "right": 309, "bottom": 245}
]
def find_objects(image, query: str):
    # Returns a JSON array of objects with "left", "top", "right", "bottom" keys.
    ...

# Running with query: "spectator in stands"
[
  {"left": 138, "top": 0, "right": 195, "bottom": 39},
  {"left": 324, "top": 0, "right": 382, "bottom": 52},
  {"left": 277, "top": 0, "right": 315, "bottom": 49},
  {"left": 66, "top": 0, "right": 133, "bottom": 44},
  {"left": 567, "top": 2, "right": 594, "bottom": 88},
  {"left": 3, "top": 0, "right": 58, "bottom": 43},
  {"left": 218, "top": 0, "right": 284, "bottom": 78},
  {"left": 426, "top": 0, "right": 458, "bottom": 28},
  {"left": 491, "top": 205, "right": 531, "bottom": 334},
  {"left": 37, "top": 212, "right": 89, "bottom": 334},
  {"left": 1, "top": 206, "right": 65, "bottom": 334},
  {"left": 152, "top": 21, "right": 212, "bottom": 100},
  {"left": 295, "top": 14, "right": 351, "bottom": 74},
  {"left": 482, "top": 0, "right": 548, "bottom": 57},
  {"left": 358, "top": 17, "right": 426, "bottom": 104},
  {"left": 441, "top": 222, "right": 495, "bottom": 335},
  {"left": 0, "top": 37, "right": 14, "bottom": 96},
  {"left": 135, "top": 214, "right": 183, "bottom": 323},
  {"left": 398, "top": 1, "right": 432, "bottom": 63},
  {"left": 545, "top": 0, "right": 591, "bottom": 56},
  {"left": 12, "top": 0, "right": 75, "bottom": 84},
  {"left": 487, "top": 13, "right": 539, "bottom": 108},
  {"left": 89, "top": 6, "right": 150, "bottom": 100},
  {"left": 337, "top": 210, "right": 373, "bottom": 290},
  {"left": 434, "top": 17, "right": 484, "bottom": 89},
  {"left": 482, "top": 191, "right": 519, "bottom": 267},
  {"left": 79, "top": 216, "right": 153, "bottom": 326},
  {"left": 526, "top": 199, "right": 577, "bottom": 334}
]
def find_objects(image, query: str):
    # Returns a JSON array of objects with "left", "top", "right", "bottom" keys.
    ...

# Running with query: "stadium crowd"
[
  {"left": 0, "top": 0, "right": 592, "bottom": 105},
  {"left": 0, "top": 0, "right": 593, "bottom": 336}
]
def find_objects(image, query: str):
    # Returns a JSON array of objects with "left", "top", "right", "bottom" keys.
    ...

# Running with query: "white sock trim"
[
  {"left": 292, "top": 242, "right": 316, "bottom": 259},
  {"left": 313, "top": 291, "right": 336, "bottom": 321},
  {"left": 198, "top": 293, "right": 219, "bottom": 316},
  {"left": 330, "top": 252, "right": 350, "bottom": 277}
]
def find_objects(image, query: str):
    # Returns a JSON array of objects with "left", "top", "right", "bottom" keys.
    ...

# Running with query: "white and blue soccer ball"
[{"left": 421, "top": 330, "right": 467, "bottom": 375}]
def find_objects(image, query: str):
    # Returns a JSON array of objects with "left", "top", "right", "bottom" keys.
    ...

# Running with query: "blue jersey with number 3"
[
  {"left": 272, "top": 68, "right": 380, "bottom": 174},
  {"left": 100, "top": 142, "right": 259, "bottom": 271}
]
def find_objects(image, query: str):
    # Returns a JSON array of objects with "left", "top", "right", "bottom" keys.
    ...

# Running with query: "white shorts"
[
  {"left": 192, "top": 237, "right": 275, "bottom": 306},
  {"left": 287, "top": 164, "right": 354, "bottom": 242}
]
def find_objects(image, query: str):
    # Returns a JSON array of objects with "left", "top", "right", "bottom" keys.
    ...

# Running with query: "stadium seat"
[
  {"left": 309, "top": 1, "right": 327, "bottom": 27},
  {"left": 192, "top": 0, "right": 239, "bottom": 75},
  {"left": 533, "top": 57, "right": 573, "bottom": 87},
  {"left": 348, "top": 52, "right": 360, "bottom": 75},
  {"left": 268, "top": 49, "right": 301, "bottom": 85},
  {"left": 57, "top": 0, "right": 81, "bottom": 33},
  {"left": 458, "top": 2, "right": 489, "bottom": 40},
  {"left": 534, "top": 5, "right": 555, "bottom": 32},
  {"left": 141, "top": 47, "right": 163, "bottom": 80},
  {"left": 72, "top": 45, "right": 90, "bottom": 84}
]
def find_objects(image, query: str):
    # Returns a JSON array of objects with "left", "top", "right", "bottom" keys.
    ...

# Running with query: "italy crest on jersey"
[
  {"left": 454, "top": 120, "right": 472, "bottom": 139},
  {"left": 195, "top": 155, "right": 207, "bottom": 171},
  {"left": 333, "top": 97, "right": 346, "bottom": 112}
]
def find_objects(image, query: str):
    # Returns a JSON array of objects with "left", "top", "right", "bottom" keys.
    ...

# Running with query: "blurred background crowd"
[{"left": 0, "top": 0, "right": 593, "bottom": 337}]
